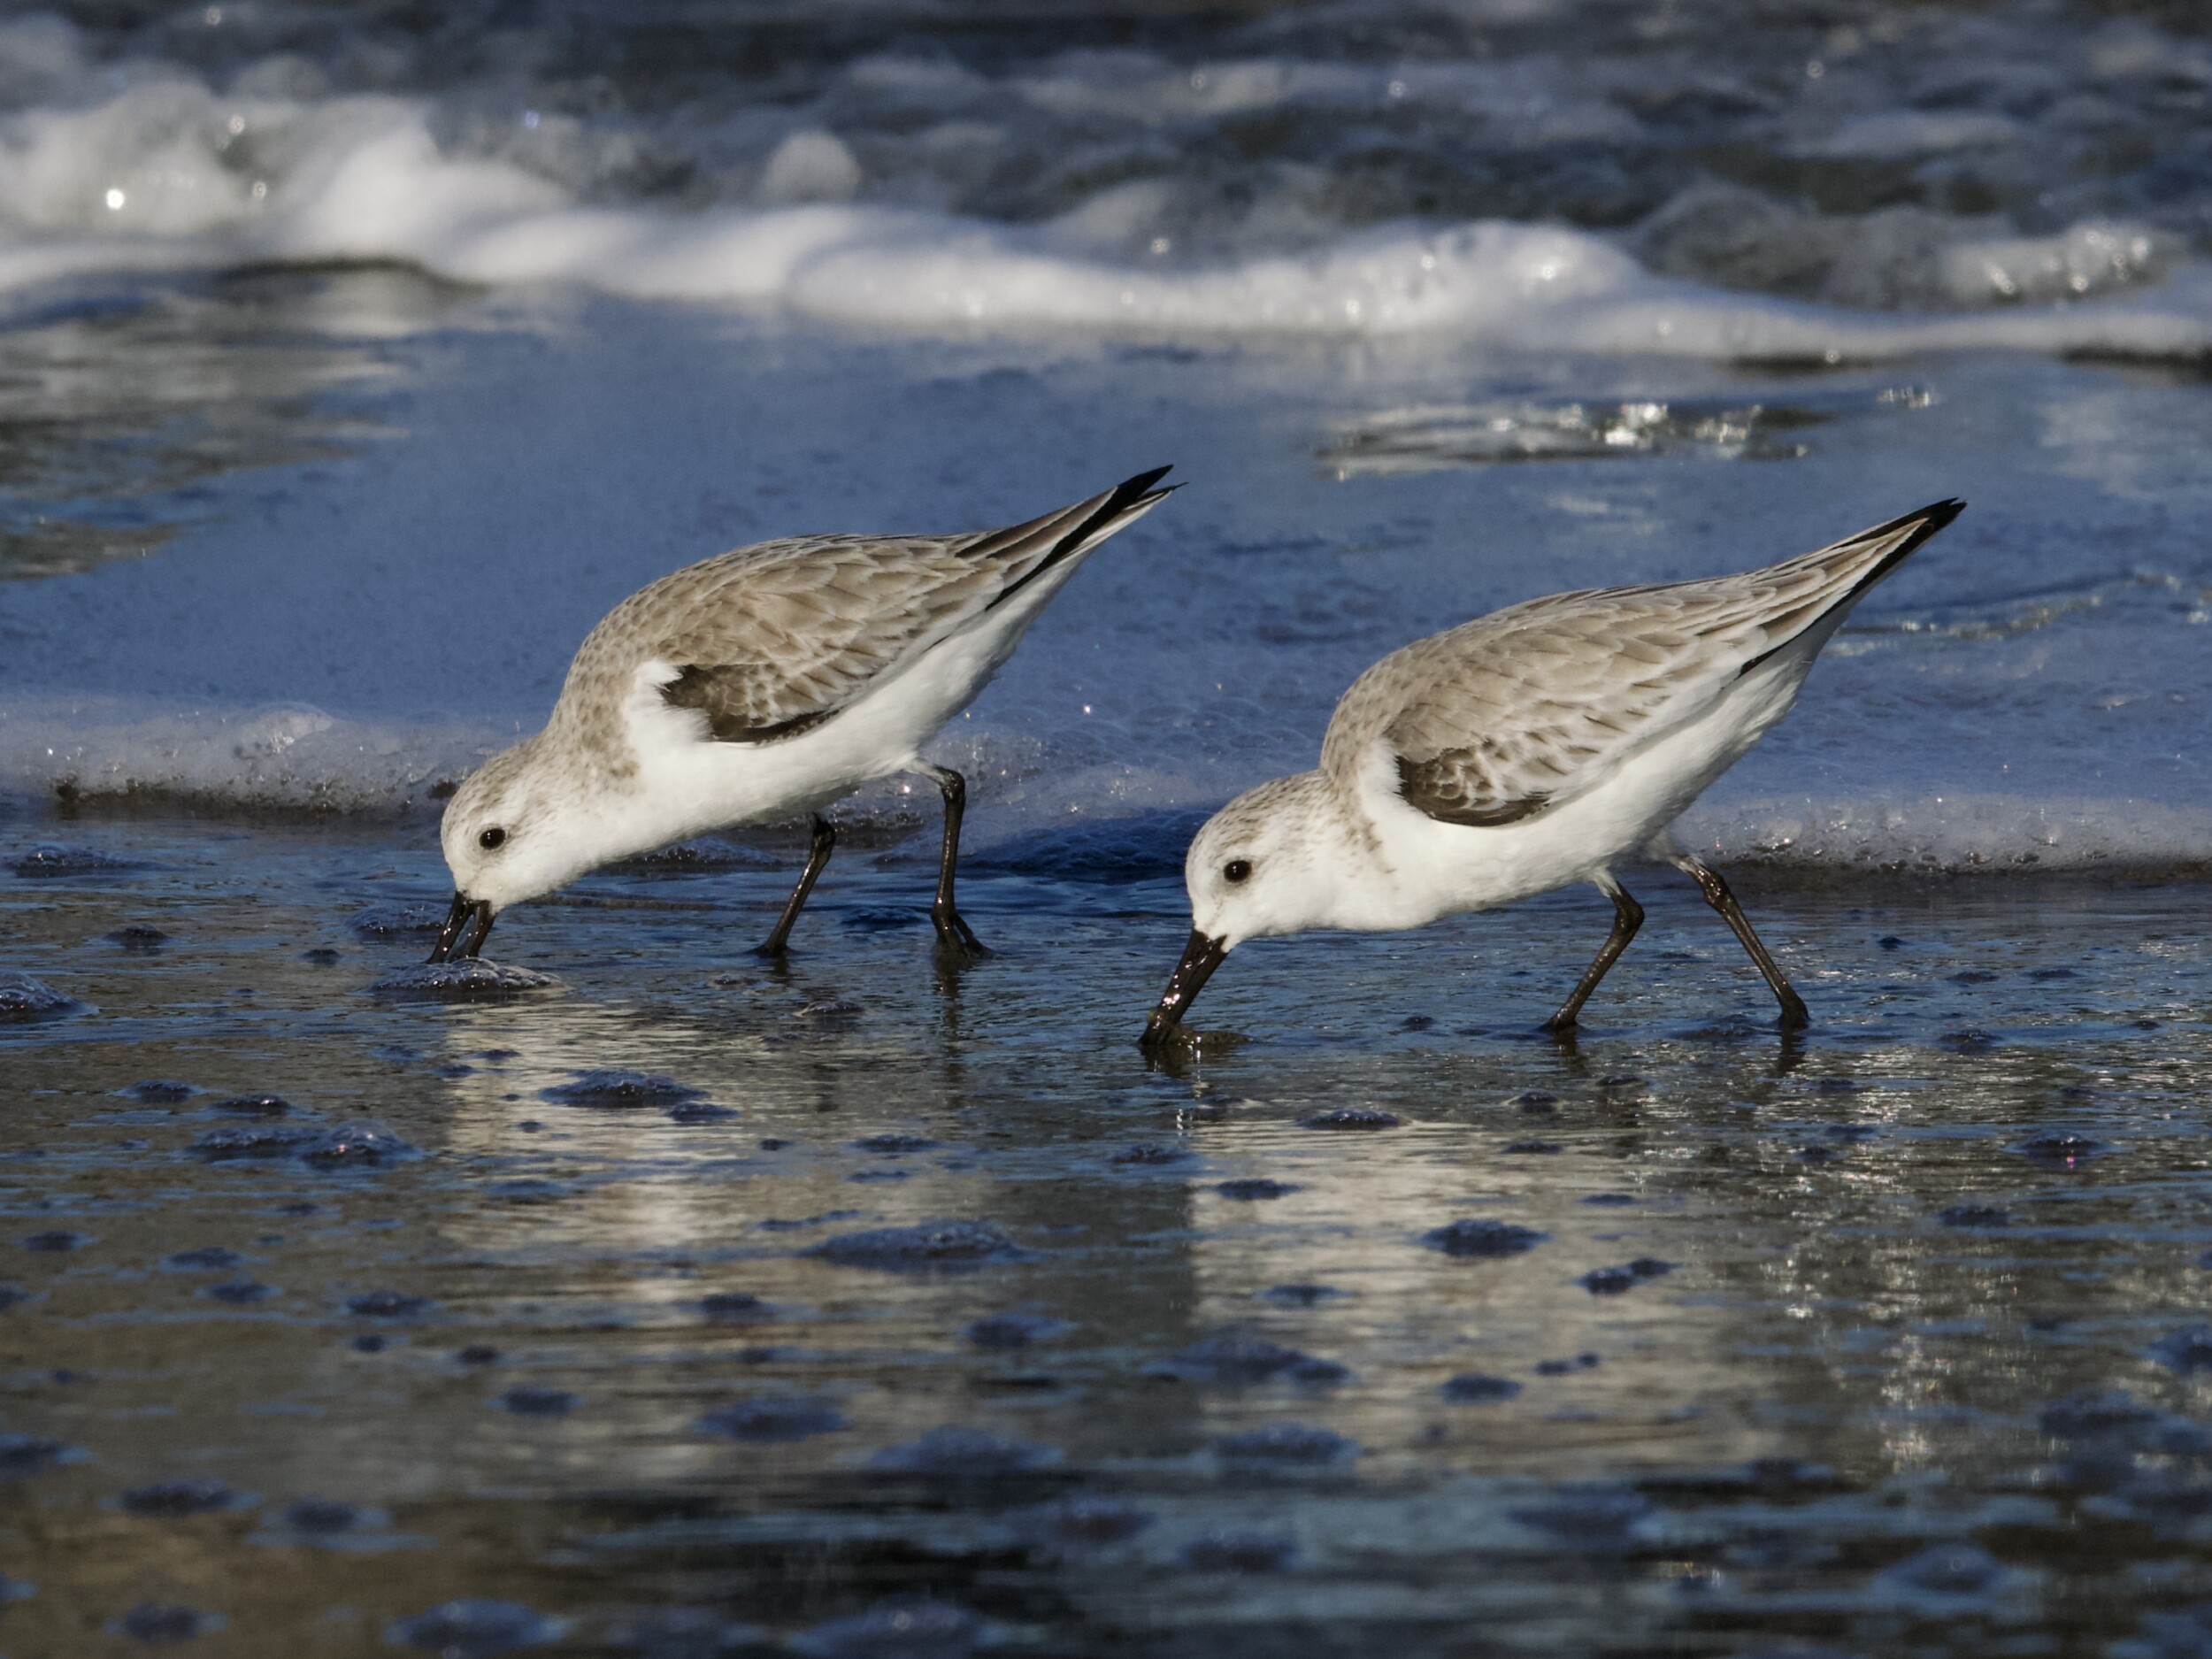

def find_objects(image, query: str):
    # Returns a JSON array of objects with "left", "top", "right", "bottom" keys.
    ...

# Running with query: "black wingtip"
[
  {"left": 1117, "top": 464, "right": 1177, "bottom": 505},
  {"left": 1832, "top": 497, "right": 1973, "bottom": 602},
  {"left": 1863, "top": 496, "right": 1966, "bottom": 583},
  {"left": 987, "top": 466, "right": 1180, "bottom": 611},
  {"left": 1857, "top": 497, "right": 1966, "bottom": 541},
  {"left": 1738, "top": 496, "right": 1968, "bottom": 679},
  {"left": 1062, "top": 466, "right": 1176, "bottom": 552}
]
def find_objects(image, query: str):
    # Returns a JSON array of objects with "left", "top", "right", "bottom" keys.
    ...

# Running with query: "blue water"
[
  {"left": 8, "top": 3, "right": 2212, "bottom": 1653},
  {"left": 7, "top": 300, "right": 2212, "bottom": 879},
  {"left": 5, "top": 830, "right": 2212, "bottom": 1655}
]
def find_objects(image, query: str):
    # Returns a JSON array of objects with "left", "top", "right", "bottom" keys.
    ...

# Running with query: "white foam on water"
[
  {"left": 10, "top": 684, "right": 2208, "bottom": 882},
  {"left": 0, "top": 695, "right": 495, "bottom": 815},
  {"left": 1679, "top": 794, "right": 2212, "bottom": 879},
  {"left": 8, "top": 9, "right": 2212, "bottom": 886},
  {"left": 1, "top": 24, "right": 2208, "bottom": 361}
]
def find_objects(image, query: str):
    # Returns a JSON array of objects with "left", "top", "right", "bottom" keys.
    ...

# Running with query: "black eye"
[
  {"left": 1223, "top": 858, "right": 1251, "bottom": 885},
  {"left": 479, "top": 826, "right": 507, "bottom": 850}
]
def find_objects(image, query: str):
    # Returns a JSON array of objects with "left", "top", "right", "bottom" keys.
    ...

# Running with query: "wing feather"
[
  {"left": 549, "top": 470, "right": 1172, "bottom": 763},
  {"left": 1328, "top": 501, "right": 1962, "bottom": 827}
]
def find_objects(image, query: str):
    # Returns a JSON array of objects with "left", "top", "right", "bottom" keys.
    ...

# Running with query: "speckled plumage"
[
  {"left": 435, "top": 469, "right": 1174, "bottom": 943},
  {"left": 1147, "top": 499, "right": 1963, "bottom": 1044},
  {"left": 548, "top": 484, "right": 1159, "bottom": 783},
  {"left": 1318, "top": 503, "right": 1958, "bottom": 829}
]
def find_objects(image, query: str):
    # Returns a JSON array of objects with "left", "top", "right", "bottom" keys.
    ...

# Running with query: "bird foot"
[{"left": 931, "top": 908, "right": 990, "bottom": 959}]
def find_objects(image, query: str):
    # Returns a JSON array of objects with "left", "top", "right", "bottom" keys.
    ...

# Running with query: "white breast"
[
  {"left": 1348, "top": 654, "right": 1817, "bottom": 929},
  {"left": 602, "top": 573, "right": 1073, "bottom": 856}
]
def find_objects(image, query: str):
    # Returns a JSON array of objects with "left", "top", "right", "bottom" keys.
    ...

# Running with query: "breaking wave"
[{"left": 5, "top": 8, "right": 2212, "bottom": 359}]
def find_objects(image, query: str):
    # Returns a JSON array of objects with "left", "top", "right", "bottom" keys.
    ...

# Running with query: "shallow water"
[
  {"left": 7, "top": 819, "right": 2212, "bottom": 1653},
  {"left": 10, "top": 2, "right": 2212, "bottom": 1653},
  {"left": 10, "top": 292, "right": 2212, "bottom": 881},
  {"left": 4, "top": 2, "right": 2212, "bottom": 870}
]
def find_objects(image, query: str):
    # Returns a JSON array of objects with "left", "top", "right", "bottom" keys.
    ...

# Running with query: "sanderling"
[
  {"left": 429, "top": 467, "right": 1176, "bottom": 964},
  {"left": 1141, "top": 498, "right": 1963, "bottom": 1048}
]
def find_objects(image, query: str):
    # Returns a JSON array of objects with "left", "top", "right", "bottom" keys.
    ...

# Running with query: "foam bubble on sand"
[
  {"left": 5, "top": 680, "right": 2212, "bottom": 882},
  {"left": 0, "top": 694, "right": 498, "bottom": 813},
  {"left": 1681, "top": 793, "right": 2212, "bottom": 878}
]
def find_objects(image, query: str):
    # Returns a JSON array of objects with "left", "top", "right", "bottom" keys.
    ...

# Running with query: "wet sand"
[{"left": 4, "top": 814, "right": 2211, "bottom": 1654}]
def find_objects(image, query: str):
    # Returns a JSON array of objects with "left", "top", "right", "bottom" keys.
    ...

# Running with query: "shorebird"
[
  {"left": 429, "top": 467, "right": 1176, "bottom": 964},
  {"left": 1140, "top": 499, "right": 1963, "bottom": 1049}
]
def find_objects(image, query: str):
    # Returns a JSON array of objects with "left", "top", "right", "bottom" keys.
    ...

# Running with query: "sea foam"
[{"left": 4, "top": 16, "right": 2212, "bottom": 362}]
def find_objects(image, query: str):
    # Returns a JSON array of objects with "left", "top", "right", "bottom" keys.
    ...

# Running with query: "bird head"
[
  {"left": 1140, "top": 772, "right": 1343, "bottom": 1050},
  {"left": 430, "top": 738, "right": 594, "bottom": 960}
]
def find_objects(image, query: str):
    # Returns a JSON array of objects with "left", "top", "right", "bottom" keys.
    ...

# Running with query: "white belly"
[
  {"left": 1354, "top": 653, "right": 1813, "bottom": 927},
  {"left": 601, "top": 576, "right": 1064, "bottom": 856}
]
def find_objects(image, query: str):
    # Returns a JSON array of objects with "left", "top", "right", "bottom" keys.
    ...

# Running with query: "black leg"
[
  {"left": 1543, "top": 877, "right": 1643, "bottom": 1033},
  {"left": 1669, "top": 851, "right": 1809, "bottom": 1030},
  {"left": 755, "top": 814, "right": 836, "bottom": 956},
  {"left": 920, "top": 764, "right": 987, "bottom": 956}
]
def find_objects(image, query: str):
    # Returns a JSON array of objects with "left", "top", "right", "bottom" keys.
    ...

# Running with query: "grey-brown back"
[
  {"left": 1320, "top": 500, "right": 1963, "bottom": 827},
  {"left": 545, "top": 468, "right": 1173, "bottom": 775}
]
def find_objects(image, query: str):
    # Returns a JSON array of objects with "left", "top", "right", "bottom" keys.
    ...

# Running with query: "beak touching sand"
[
  {"left": 427, "top": 891, "right": 496, "bottom": 964},
  {"left": 1139, "top": 928, "right": 1227, "bottom": 1051}
]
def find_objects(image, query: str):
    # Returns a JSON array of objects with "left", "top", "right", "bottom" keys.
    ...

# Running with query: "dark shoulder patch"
[
  {"left": 660, "top": 665, "right": 838, "bottom": 744},
  {"left": 1396, "top": 753, "right": 1552, "bottom": 828}
]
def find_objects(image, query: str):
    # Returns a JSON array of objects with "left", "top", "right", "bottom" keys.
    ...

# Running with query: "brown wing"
[
  {"left": 1324, "top": 500, "right": 1962, "bottom": 827},
  {"left": 1395, "top": 753, "right": 1556, "bottom": 826},
  {"left": 1380, "top": 605, "right": 1727, "bottom": 826},
  {"left": 554, "top": 469, "right": 1172, "bottom": 754},
  {"left": 641, "top": 536, "right": 1002, "bottom": 741},
  {"left": 658, "top": 664, "right": 841, "bottom": 742}
]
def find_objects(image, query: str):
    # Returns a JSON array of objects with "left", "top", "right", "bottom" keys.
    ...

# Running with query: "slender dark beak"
[
  {"left": 426, "top": 891, "right": 495, "bottom": 964},
  {"left": 1139, "top": 928, "right": 1227, "bottom": 1051}
]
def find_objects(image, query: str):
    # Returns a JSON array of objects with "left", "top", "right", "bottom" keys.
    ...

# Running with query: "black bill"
[
  {"left": 1138, "top": 928, "right": 1227, "bottom": 1051},
  {"left": 426, "top": 891, "right": 495, "bottom": 964}
]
